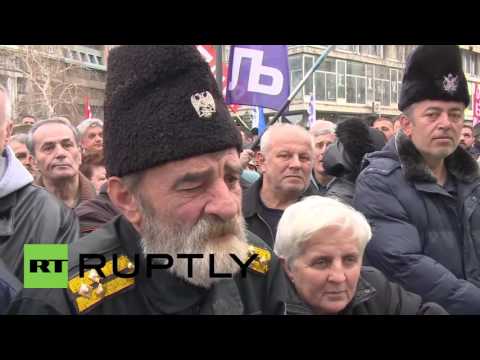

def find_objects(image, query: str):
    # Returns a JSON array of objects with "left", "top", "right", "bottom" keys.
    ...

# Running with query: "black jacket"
[
  {"left": 286, "top": 266, "right": 447, "bottom": 315},
  {"left": 9, "top": 215, "right": 288, "bottom": 315},
  {"left": 0, "top": 184, "right": 79, "bottom": 282},
  {"left": 242, "top": 176, "right": 318, "bottom": 248},
  {"left": 0, "top": 258, "right": 21, "bottom": 314},
  {"left": 354, "top": 131, "right": 480, "bottom": 314},
  {"left": 75, "top": 183, "right": 120, "bottom": 236}
]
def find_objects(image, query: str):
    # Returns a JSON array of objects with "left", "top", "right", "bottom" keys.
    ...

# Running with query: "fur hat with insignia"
[
  {"left": 323, "top": 118, "right": 386, "bottom": 181},
  {"left": 104, "top": 45, "right": 242, "bottom": 177},
  {"left": 398, "top": 45, "right": 470, "bottom": 111}
]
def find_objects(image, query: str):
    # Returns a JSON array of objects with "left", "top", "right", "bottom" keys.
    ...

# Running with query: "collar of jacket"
[
  {"left": 310, "top": 171, "right": 337, "bottom": 192},
  {"left": 285, "top": 270, "right": 376, "bottom": 315},
  {"left": 242, "top": 176, "right": 263, "bottom": 219},
  {"left": 394, "top": 130, "right": 480, "bottom": 184},
  {"left": 36, "top": 172, "right": 96, "bottom": 206},
  {"left": 243, "top": 176, "right": 318, "bottom": 218}
]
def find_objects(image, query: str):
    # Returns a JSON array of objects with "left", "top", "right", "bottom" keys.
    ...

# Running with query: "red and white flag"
[
  {"left": 196, "top": 45, "right": 239, "bottom": 113},
  {"left": 84, "top": 96, "right": 92, "bottom": 119},
  {"left": 473, "top": 83, "right": 480, "bottom": 128}
]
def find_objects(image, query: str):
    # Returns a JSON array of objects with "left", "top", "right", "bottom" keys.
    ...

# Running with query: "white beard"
[{"left": 138, "top": 197, "right": 250, "bottom": 288}]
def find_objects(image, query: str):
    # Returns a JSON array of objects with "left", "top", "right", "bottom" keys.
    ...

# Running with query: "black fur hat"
[
  {"left": 398, "top": 45, "right": 470, "bottom": 111},
  {"left": 104, "top": 45, "right": 242, "bottom": 177},
  {"left": 323, "top": 119, "right": 386, "bottom": 181}
]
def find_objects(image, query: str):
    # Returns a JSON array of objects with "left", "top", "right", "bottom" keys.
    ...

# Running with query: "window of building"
[
  {"left": 62, "top": 48, "right": 70, "bottom": 59},
  {"left": 366, "top": 64, "right": 374, "bottom": 103},
  {"left": 80, "top": 52, "right": 87, "bottom": 62},
  {"left": 304, "top": 55, "right": 314, "bottom": 97},
  {"left": 346, "top": 60, "right": 366, "bottom": 104},
  {"left": 314, "top": 57, "right": 337, "bottom": 101},
  {"left": 337, "top": 60, "right": 346, "bottom": 100},
  {"left": 390, "top": 45, "right": 406, "bottom": 62},
  {"left": 96, "top": 56, "right": 104, "bottom": 65},
  {"left": 374, "top": 65, "right": 390, "bottom": 105},
  {"left": 336, "top": 45, "right": 358, "bottom": 53},
  {"left": 88, "top": 54, "right": 97, "bottom": 64},
  {"left": 71, "top": 50, "right": 80, "bottom": 61},
  {"left": 289, "top": 54, "right": 303, "bottom": 100},
  {"left": 359, "top": 45, "right": 383, "bottom": 58},
  {"left": 462, "top": 50, "right": 479, "bottom": 77},
  {"left": 390, "top": 69, "right": 399, "bottom": 104}
]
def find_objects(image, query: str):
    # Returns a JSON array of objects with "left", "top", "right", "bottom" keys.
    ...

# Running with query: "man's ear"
[
  {"left": 400, "top": 114, "right": 413, "bottom": 137},
  {"left": 279, "top": 257, "right": 295, "bottom": 283},
  {"left": 256, "top": 151, "right": 266, "bottom": 174},
  {"left": 108, "top": 177, "right": 142, "bottom": 231}
]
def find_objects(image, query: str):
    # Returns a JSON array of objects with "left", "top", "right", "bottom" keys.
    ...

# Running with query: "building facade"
[
  {"left": 237, "top": 45, "right": 480, "bottom": 128},
  {"left": 0, "top": 45, "right": 108, "bottom": 125}
]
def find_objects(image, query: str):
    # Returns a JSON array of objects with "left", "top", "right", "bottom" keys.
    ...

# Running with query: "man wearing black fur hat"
[
  {"left": 354, "top": 45, "right": 480, "bottom": 314},
  {"left": 323, "top": 118, "right": 386, "bottom": 205},
  {"left": 9, "top": 45, "right": 287, "bottom": 315}
]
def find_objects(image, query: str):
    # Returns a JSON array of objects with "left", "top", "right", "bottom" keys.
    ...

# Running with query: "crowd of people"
[{"left": 1, "top": 44, "right": 479, "bottom": 315}]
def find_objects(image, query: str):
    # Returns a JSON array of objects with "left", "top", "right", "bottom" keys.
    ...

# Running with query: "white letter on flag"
[{"left": 228, "top": 47, "right": 284, "bottom": 96}]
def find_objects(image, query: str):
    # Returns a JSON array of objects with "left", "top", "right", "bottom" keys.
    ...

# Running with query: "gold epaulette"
[
  {"left": 68, "top": 255, "right": 136, "bottom": 313},
  {"left": 247, "top": 245, "right": 271, "bottom": 274}
]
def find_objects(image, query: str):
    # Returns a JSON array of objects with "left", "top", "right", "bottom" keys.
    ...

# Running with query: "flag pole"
[
  {"left": 250, "top": 45, "right": 335, "bottom": 148},
  {"left": 215, "top": 45, "right": 223, "bottom": 92}
]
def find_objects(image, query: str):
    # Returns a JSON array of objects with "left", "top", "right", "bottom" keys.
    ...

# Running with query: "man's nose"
[{"left": 204, "top": 180, "right": 239, "bottom": 221}]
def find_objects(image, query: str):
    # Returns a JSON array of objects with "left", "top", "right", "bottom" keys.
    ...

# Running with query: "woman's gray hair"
[
  {"left": 0, "top": 84, "right": 12, "bottom": 123},
  {"left": 274, "top": 195, "right": 372, "bottom": 266},
  {"left": 77, "top": 118, "right": 103, "bottom": 138}
]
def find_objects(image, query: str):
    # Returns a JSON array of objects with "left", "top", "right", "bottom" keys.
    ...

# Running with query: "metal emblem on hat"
[
  {"left": 191, "top": 91, "right": 216, "bottom": 119},
  {"left": 443, "top": 73, "right": 458, "bottom": 95}
]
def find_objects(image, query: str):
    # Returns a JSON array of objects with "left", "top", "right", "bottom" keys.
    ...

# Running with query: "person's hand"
[{"left": 240, "top": 149, "right": 255, "bottom": 169}]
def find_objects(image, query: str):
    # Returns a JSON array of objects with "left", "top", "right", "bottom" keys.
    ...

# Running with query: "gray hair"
[
  {"left": 77, "top": 118, "right": 103, "bottom": 138},
  {"left": 27, "top": 118, "right": 80, "bottom": 156},
  {"left": 274, "top": 196, "right": 372, "bottom": 267},
  {"left": 0, "top": 84, "right": 12, "bottom": 123},
  {"left": 260, "top": 123, "right": 313, "bottom": 154},
  {"left": 10, "top": 133, "right": 28, "bottom": 145},
  {"left": 309, "top": 119, "right": 336, "bottom": 137}
]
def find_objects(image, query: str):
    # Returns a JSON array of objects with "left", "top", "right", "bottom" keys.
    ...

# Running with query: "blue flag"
[
  {"left": 251, "top": 106, "right": 266, "bottom": 136},
  {"left": 307, "top": 94, "right": 316, "bottom": 128},
  {"left": 226, "top": 45, "right": 290, "bottom": 111}
]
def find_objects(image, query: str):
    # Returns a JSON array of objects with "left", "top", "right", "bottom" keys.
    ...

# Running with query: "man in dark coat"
[
  {"left": 0, "top": 85, "right": 78, "bottom": 283},
  {"left": 10, "top": 45, "right": 287, "bottom": 315},
  {"left": 323, "top": 118, "right": 386, "bottom": 205},
  {"left": 242, "top": 123, "right": 317, "bottom": 248},
  {"left": 354, "top": 45, "right": 480, "bottom": 314}
]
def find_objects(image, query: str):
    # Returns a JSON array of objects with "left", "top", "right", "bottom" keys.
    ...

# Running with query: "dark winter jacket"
[
  {"left": 0, "top": 146, "right": 79, "bottom": 282},
  {"left": 243, "top": 176, "right": 319, "bottom": 248},
  {"left": 75, "top": 183, "right": 120, "bottom": 236},
  {"left": 0, "top": 258, "right": 22, "bottom": 314},
  {"left": 286, "top": 266, "right": 447, "bottom": 315},
  {"left": 9, "top": 215, "right": 288, "bottom": 315},
  {"left": 354, "top": 130, "right": 480, "bottom": 314}
]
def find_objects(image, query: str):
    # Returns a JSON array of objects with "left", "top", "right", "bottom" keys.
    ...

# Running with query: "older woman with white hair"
[{"left": 274, "top": 196, "right": 447, "bottom": 315}]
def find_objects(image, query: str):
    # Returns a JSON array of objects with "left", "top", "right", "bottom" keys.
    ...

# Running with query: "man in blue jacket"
[{"left": 354, "top": 45, "right": 480, "bottom": 314}]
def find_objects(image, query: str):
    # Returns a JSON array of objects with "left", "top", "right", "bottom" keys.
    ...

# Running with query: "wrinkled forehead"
[
  {"left": 145, "top": 147, "right": 241, "bottom": 179},
  {"left": 34, "top": 123, "right": 76, "bottom": 144}
]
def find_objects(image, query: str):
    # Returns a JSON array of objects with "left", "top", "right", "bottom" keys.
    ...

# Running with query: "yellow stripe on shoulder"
[
  {"left": 75, "top": 276, "right": 135, "bottom": 313},
  {"left": 247, "top": 245, "right": 271, "bottom": 274},
  {"left": 68, "top": 255, "right": 132, "bottom": 293},
  {"left": 67, "top": 255, "right": 136, "bottom": 313}
]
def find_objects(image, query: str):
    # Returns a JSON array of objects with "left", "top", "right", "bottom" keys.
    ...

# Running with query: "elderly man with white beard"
[{"left": 9, "top": 45, "right": 288, "bottom": 315}]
